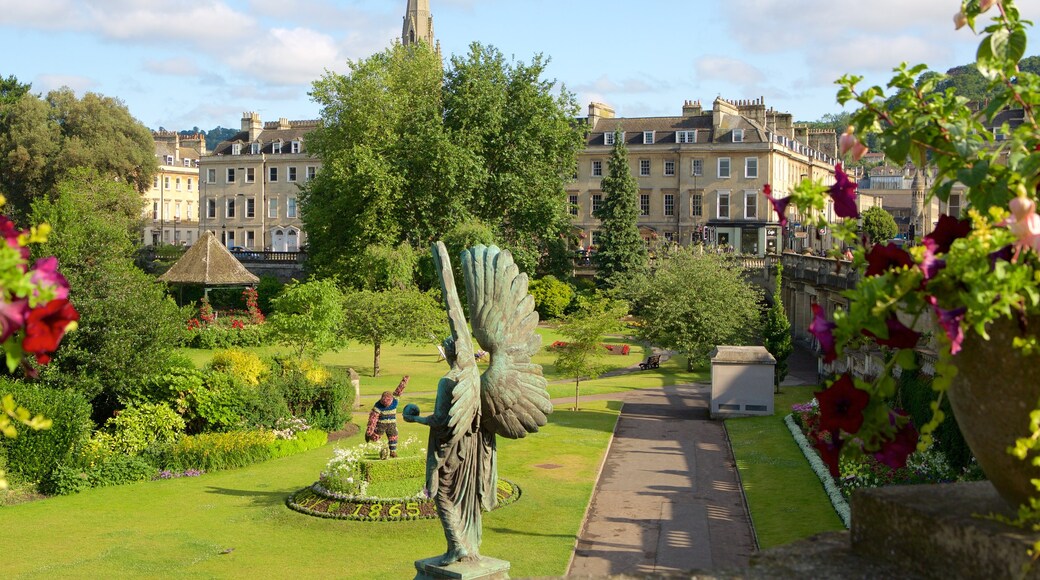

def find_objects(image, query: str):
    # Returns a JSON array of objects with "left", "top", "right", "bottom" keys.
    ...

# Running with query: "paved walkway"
[
  {"left": 565, "top": 384, "right": 756, "bottom": 577},
  {"left": 565, "top": 344, "right": 823, "bottom": 578}
]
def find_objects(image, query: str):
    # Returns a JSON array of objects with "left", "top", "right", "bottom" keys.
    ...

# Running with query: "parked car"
[{"left": 229, "top": 246, "right": 262, "bottom": 260}]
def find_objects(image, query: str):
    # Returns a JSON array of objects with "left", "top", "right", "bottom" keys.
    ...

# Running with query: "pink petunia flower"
[
  {"left": 29, "top": 256, "right": 70, "bottom": 301},
  {"left": 809, "top": 303, "right": 838, "bottom": 363},
  {"left": 828, "top": 163, "right": 860, "bottom": 219},
  {"left": 815, "top": 374, "right": 870, "bottom": 435},
  {"left": 762, "top": 184, "right": 791, "bottom": 228},
  {"left": 0, "top": 296, "right": 29, "bottom": 343}
]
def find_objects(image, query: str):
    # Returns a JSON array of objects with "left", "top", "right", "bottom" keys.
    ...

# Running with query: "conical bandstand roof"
[{"left": 158, "top": 231, "right": 259, "bottom": 286}]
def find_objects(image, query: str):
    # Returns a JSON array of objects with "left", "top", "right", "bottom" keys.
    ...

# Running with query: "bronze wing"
[
  {"left": 460, "top": 245, "right": 552, "bottom": 439},
  {"left": 432, "top": 241, "right": 481, "bottom": 448}
]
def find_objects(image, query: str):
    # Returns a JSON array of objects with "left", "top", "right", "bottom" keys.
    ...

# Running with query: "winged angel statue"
[{"left": 404, "top": 242, "right": 552, "bottom": 565}]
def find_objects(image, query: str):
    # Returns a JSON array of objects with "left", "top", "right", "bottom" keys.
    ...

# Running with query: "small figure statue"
[
  {"left": 348, "top": 367, "right": 361, "bottom": 409},
  {"left": 404, "top": 242, "right": 552, "bottom": 567},
  {"left": 365, "top": 375, "right": 410, "bottom": 458}
]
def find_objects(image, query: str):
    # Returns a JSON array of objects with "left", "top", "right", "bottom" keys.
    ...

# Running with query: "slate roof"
[
  {"left": 159, "top": 231, "right": 259, "bottom": 286},
  {"left": 211, "top": 120, "right": 320, "bottom": 156}
]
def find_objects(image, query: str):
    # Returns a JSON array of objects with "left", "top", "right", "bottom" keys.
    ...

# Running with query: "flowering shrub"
[
  {"left": 770, "top": 0, "right": 1040, "bottom": 479},
  {"left": 182, "top": 291, "right": 267, "bottom": 349},
  {"left": 272, "top": 416, "right": 310, "bottom": 440},
  {"left": 548, "top": 340, "right": 568, "bottom": 350},
  {"left": 601, "top": 343, "right": 631, "bottom": 355},
  {"left": 243, "top": 287, "right": 265, "bottom": 324},
  {"left": 209, "top": 348, "right": 268, "bottom": 387}
]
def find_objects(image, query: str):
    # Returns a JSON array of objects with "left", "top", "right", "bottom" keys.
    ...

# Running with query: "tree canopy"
[
  {"left": 633, "top": 248, "right": 762, "bottom": 370},
  {"left": 303, "top": 42, "right": 585, "bottom": 286},
  {"left": 0, "top": 84, "right": 157, "bottom": 221},
  {"left": 862, "top": 205, "right": 898, "bottom": 244},
  {"left": 552, "top": 295, "right": 628, "bottom": 410},
  {"left": 341, "top": 288, "right": 443, "bottom": 377},
  {"left": 594, "top": 128, "right": 647, "bottom": 289},
  {"left": 31, "top": 170, "right": 184, "bottom": 418}
]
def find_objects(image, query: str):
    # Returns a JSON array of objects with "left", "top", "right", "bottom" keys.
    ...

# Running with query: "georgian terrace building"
[
  {"left": 198, "top": 112, "right": 317, "bottom": 252},
  {"left": 147, "top": 131, "right": 205, "bottom": 247},
  {"left": 570, "top": 98, "right": 839, "bottom": 256}
]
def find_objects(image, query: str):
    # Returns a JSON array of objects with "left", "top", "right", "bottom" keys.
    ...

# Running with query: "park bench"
[{"left": 639, "top": 354, "right": 661, "bottom": 370}]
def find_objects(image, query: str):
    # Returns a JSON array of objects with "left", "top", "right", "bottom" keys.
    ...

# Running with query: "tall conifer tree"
[{"left": 594, "top": 128, "right": 646, "bottom": 288}]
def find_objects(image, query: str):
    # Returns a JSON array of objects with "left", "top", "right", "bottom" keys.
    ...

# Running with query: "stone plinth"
[
  {"left": 851, "top": 481, "right": 1039, "bottom": 579},
  {"left": 414, "top": 556, "right": 510, "bottom": 580}
]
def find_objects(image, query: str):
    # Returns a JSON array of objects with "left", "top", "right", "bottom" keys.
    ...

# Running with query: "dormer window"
[
  {"left": 733, "top": 129, "right": 745, "bottom": 143},
  {"left": 183, "top": 158, "right": 191, "bottom": 167},
  {"left": 250, "top": 142, "right": 260, "bottom": 155},
  {"left": 676, "top": 130, "right": 697, "bottom": 144},
  {"left": 291, "top": 140, "right": 301, "bottom": 154},
  {"left": 164, "top": 155, "right": 174, "bottom": 165},
  {"left": 604, "top": 132, "right": 615, "bottom": 146},
  {"left": 643, "top": 131, "right": 654, "bottom": 145},
  {"left": 232, "top": 143, "right": 242, "bottom": 155}
]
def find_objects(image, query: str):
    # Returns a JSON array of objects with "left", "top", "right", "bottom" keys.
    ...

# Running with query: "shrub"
[
  {"left": 95, "top": 402, "right": 184, "bottom": 455},
  {"left": 239, "top": 381, "right": 292, "bottom": 429},
  {"left": 0, "top": 379, "right": 93, "bottom": 483},
  {"left": 209, "top": 349, "right": 268, "bottom": 387},
  {"left": 43, "top": 454, "right": 158, "bottom": 494},
  {"left": 138, "top": 368, "right": 247, "bottom": 434},
  {"left": 183, "top": 322, "right": 266, "bottom": 349},
  {"left": 896, "top": 369, "right": 974, "bottom": 473},
  {"left": 319, "top": 437, "right": 424, "bottom": 497},
  {"left": 165, "top": 430, "right": 276, "bottom": 472},
  {"left": 267, "top": 363, "right": 353, "bottom": 432},
  {"left": 528, "top": 275, "right": 575, "bottom": 320}
]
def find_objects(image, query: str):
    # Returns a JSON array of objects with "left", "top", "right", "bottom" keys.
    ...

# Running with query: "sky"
[{"left": 2, "top": 0, "right": 1038, "bottom": 133}]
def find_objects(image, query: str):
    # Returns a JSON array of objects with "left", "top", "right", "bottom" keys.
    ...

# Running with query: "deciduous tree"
[
  {"left": 0, "top": 87, "right": 156, "bottom": 221},
  {"left": 31, "top": 170, "right": 184, "bottom": 418},
  {"left": 267, "top": 279, "right": 346, "bottom": 361},
  {"left": 861, "top": 205, "right": 898, "bottom": 245},
  {"left": 634, "top": 248, "right": 762, "bottom": 370},
  {"left": 552, "top": 295, "right": 628, "bottom": 410},
  {"left": 341, "top": 288, "right": 443, "bottom": 377}
]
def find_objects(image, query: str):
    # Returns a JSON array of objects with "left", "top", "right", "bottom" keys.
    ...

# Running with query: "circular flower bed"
[{"left": 287, "top": 477, "right": 521, "bottom": 521}]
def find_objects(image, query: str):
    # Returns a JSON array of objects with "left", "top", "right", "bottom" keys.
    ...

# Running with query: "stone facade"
[
  {"left": 147, "top": 131, "right": 205, "bottom": 247},
  {"left": 570, "top": 98, "right": 839, "bottom": 256},
  {"left": 198, "top": 113, "right": 317, "bottom": 251}
]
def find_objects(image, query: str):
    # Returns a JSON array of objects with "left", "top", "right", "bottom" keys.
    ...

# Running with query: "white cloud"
[
  {"left": 695, "top": 56, "right": 765, "bottom": 86},
  {"left": 226, "top": 27, "right": 341, "bottom": 86}
]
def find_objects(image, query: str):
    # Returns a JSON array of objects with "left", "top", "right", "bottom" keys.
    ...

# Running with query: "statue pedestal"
[
  {"left": 851, "top": 481, "right": 1037, "bottom": 579},
  {"left": 413, "top": 556, "right": 510, "bottom": 580}
]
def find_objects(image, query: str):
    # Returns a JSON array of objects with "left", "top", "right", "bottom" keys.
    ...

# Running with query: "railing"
[{"left": 230, "top": 251, "right": 307, "bottom": 263}]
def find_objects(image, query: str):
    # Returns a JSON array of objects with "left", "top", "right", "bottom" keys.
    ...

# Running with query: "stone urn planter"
[{"left": 946, "top": 315, "right": 1040, "bottom": 509}]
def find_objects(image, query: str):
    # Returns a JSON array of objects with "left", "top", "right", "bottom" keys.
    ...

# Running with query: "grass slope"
[
  {"left": 0, "top": 401, "right": 618, "bottom": 579},
  {"left": 725, "top": 385, "right": 845, "bottom": 549}
]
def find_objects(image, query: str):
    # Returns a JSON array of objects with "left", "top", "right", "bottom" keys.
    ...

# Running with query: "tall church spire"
[{"left": 402, "top": 0, "right": 437, "bottom": 52}]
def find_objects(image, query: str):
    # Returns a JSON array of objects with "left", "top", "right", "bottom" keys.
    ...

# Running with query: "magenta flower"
[
  {"left": 923, "top": 214, "right": 971, "bottom": 254},
  {"left": 0, "top": 216, "right": 29, "bottom": 262},
  {"left": 815, "top": 374, "right": 870, "bottom": 434},
  {"left": 0, "top": 296, "right": 29, "bottom": 342},
  {"left": 815, "top": 432, "right": 844, "bottom": 478},
  {"left": 873, "top": 411, "right": 919, "bottom": 469},
  {"left": 809, "top": 303, "right": 838, "bottom": 363},
  {"left": 865, "top": 243, "right": 914, "bottom": 276},
  {"left": 919, "top": 238, "right": 946, "bottom": 281},
  {"left": 863, "top": 316, "right": 921, "bottom": 349},
  {"left": 828, "top": 163, "right": 859, "bottom": 219},
  {"left": 30, "top": 257, "right": 70, "bottom": 300},
  {"left": 762, "top": 184, "right": 791, "bottom": 228},
  {"left": 933, "top": 304, "right": 967, "bottom": 355}
]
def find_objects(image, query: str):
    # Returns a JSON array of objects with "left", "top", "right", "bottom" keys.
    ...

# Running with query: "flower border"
[
  {"left": 286, "top": 478, "right": 522, "bottom": 522},
  {"left": 784, "top": 413, "right": 850, "bottom": 528}
]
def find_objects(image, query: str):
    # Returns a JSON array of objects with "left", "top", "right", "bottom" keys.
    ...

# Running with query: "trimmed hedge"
[
  {"left": 361, "top": 455, "right": 425, "bottom": 484},
  {"left": 0, "top": 379, "right": 93, "bottom": 483},
  {"left": 897, "top": 369, "right": 973, "bottom": 472},
  {"left": 269, "top": 428, "right": 328, "bottom": 459}
]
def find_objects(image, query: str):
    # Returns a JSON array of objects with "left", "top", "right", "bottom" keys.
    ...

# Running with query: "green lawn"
[
  {"left": 725, "top": 385, "right": 845, "bottom": 549},
  {"left": 179, "top": 326, "right": 650, "bottom": 409},
  {"left": 0, "top": 401, "right": 619, "bottom": 579}
]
